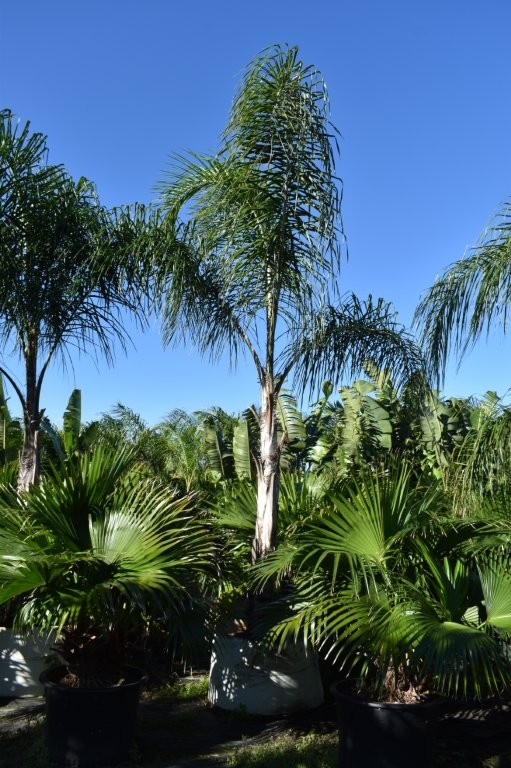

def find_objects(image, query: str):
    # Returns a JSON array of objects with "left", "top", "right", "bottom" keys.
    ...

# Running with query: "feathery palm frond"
[
  {"left": 0, "top": 109, "right": 154, "bottom": 487},
  {"left": 414, "top": 200, "right": 511, "bottom": 384}
]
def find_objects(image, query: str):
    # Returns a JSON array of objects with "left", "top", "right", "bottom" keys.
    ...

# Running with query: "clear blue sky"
[{"left": 2, "top": 0, "right": 511, "bottom": 425}]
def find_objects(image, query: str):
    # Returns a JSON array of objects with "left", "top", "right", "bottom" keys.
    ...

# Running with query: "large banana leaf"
[
  {"left": 277, "top": 390, "right": 306, "bottom": 450},
  {"left": 63, "top": 389, "right": 81, "bottom": 457},
  {"left": 232, "top": 407, "right": 259, "bottom": 481}
]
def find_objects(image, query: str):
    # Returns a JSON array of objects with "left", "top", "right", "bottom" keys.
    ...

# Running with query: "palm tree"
[
  {"left": 0, "top": 446, "right": 213, "bottom": 685},
  {"left": 156, "top": 45, "right": 424, "bottom": 562},
  {"left": 0, "top": 110, "right": 151, "bottom": 488},
  {"left": 261, "top": 461, "right": 511, "bottom": 701},
  {"left": 414, "top": 199, "right": 511, "bottom": 384}
]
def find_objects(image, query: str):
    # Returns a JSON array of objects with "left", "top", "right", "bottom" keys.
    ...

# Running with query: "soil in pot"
[{"left": 40, "top": 665, "right": 147, "bottom": 767}]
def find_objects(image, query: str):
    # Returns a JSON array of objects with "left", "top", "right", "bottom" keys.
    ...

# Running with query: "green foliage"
[
  {"left": 304, "top": 370, "right": 479, "bottom": 485},
  {"left": 0, "top": 373, "right": 22, "bottom": 469},
  {"left": 228, "top": 731, "right": 337, "bottom": 768},
  {"left": 0, "top": 108, "right": 153, "bottom": 485},
  {"left": 201, "top": 408, "right": 237, "bottom": 482},
  {"left": 261, "top": 461, "right": 511, "bottom": 701},
  {"left": 156, "top": 45, "right": 424, "bottom": 558},
  {"left": 159, "top": 674, "right": 210, "bottom": 703},
  {"left": 154, "top": 409, "right": 210, "bottom": 492},
  {"left": 0, "top": 446, "right": 213, "bottom": 685},
  {"left": 62, "top": 388, "right": 82, "bottom": 456},
  {"left": 157, "top": 44, "right": 343, "bottom": 381},
  {"left": 39, "top": 388, "right": 99, "bottom": 467}
]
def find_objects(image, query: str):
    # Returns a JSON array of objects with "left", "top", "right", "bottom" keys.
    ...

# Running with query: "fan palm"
[
  {"left": 0, "top": 110, "right": 152, "bottom": 488},
  {"left": 156, "top": 45, "right": 424, "bottom": 562},
  {"left": 260, "top": 461, "right": 511, "bottom": 701},
  {"left": 0, "top": 446, "right": 213, "bottom": 686}
]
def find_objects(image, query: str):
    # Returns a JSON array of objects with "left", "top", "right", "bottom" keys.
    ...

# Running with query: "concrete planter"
[
  {"left": 0, "top": 627, "right": 53, "bottom": 697},
  {"left": 208, "top": 633, "right": 324, "bottom": 715}
]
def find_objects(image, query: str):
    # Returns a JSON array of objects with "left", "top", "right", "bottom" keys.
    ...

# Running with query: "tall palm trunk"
[
  {"left": 18, "top": 345, "right": 40, "bottom": 490},
  {"left": 253, "top": 375, "right": 280, "bottom": 562}
]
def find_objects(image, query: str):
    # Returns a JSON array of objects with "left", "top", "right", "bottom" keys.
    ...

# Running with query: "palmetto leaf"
[
  {"left": 406, "top": 594, "right": 511, "bottom": 698},
  {"left": 478, "top": 554, "right": 511, "bottom": 632},
  {"left": 305, "top": 464, "right": 432, "bottom": 570}
]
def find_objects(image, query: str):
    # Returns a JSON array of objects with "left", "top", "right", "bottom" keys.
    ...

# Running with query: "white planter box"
[
  {"left": 0, "top": 628, "right": 53, "bottom": 697},
  {"left": 209, "top": 634, "right": 324, "bottom": 715}
]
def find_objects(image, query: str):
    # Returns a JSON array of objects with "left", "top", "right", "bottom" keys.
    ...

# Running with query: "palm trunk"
[
  {"left": 253, "top": 376, "right": 280, "bottom": 562},
  {"left": 18, "top": 347, "right": 40, "bottom": 490}
]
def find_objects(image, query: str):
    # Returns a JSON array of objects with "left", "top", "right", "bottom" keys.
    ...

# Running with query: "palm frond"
[
  {"left": 414, "top": 200, "right": 511, "bottom": 384},
  {"left": 290, "top": 294, "right": 426, "bottom": 397}
]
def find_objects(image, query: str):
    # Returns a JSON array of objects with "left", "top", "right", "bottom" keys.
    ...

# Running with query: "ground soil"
[{"left": 1, "top": 683, "right": 511, "bottom": 766}]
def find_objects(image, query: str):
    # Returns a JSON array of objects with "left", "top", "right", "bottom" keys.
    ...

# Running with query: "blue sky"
[{"left": 2, "top": 0, "right": 511, "bottom": 425}]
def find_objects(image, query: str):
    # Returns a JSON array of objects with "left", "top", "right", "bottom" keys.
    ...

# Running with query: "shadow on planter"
[
  {"left": 209, "top": 633, "right": 324, "bottom": 715},
  {"left": 0, "top": 627, "right": 54, "bottom": 697}
]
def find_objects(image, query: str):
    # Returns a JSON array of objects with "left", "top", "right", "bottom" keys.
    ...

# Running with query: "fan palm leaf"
[
  {"left": 0, "top": 447, "right": 213, "bottom": 681},
  {"left": 259, "top": 460, "right": 511, "bottom": 700}
]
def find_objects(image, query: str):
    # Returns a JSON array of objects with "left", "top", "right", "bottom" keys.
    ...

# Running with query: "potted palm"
[
  {"left": 0, "top": 446, "right": 212, "bottom": 767},
  {"left": 260, "top": 461, "right": 511, "bottom": 768}
]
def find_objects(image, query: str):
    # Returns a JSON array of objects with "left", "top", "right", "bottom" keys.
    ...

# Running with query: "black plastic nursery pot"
[
  {"left": 40, "top": 666, "right": 147, "bottom": 767},
  {"left": 331, "top": 682, "right": 446, "bottom": 768}
]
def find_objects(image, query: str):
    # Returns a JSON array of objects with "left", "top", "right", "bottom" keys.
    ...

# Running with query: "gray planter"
[
  {"left": 209, "top": 633, "right": 324, "bottom": 715},
  {"left": 0, "top": 627, "right": 53, "bottom": 697}
]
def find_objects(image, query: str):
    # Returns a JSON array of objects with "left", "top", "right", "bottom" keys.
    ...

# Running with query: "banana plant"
[
  {"left": 304, "top": 370, "right": 478, "bottom": 484},
  {"left": 305, "top": 376, "right": 394, "bottom": 481},
  {"left": 449, "top": 391, "right": 511, "bottom": 505},
  {"left": 40, "top": 389, "right": 99, "bottom": 464},
  {"left": 416, "top": 390, "right": 472, "bottom": 480},
  {"left": 203, "top": 390, "right": 308, "bottom": 483}
]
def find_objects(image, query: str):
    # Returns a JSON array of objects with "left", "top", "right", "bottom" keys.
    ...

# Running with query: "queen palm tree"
[
  {"left": 0, "top": 110, "right": 151, "bottom": 488},
  {"left": 156, "top": 45, "right": 424, "bottom": 563}
]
